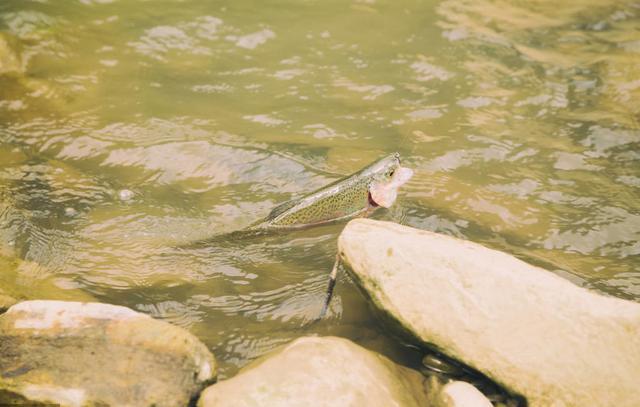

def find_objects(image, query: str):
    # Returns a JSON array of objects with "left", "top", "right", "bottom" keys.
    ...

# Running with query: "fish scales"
[
  {"left": 181, "top": 153, "right": 412, "bottom": 247},
  {"left": 265, "top": 170, "right": 372, "bottom": 227}
]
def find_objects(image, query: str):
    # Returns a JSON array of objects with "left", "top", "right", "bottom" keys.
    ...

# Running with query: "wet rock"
[
  {"left": 0, "top": 292, "right": 17, "bottom": 314},
  {"left": 118, "top": 188, "right": 135, "bottom": 201},
  {"left": 432, "top": 381, "right": 492, "bottom": 407},
  {"left": 0, "top": 255, "right": 98, "bottom": 304},
  {"left": 0, "top": 300, "right": 217, "bottom": 407},
  {"left": 0, "top": 33, "right": 22, "bottom": 76},
  {"left": 338, "top": 219, "right": 640, "bottom": 407},
  {"left": 199, "top": 336, "right": 462, "bottom": 407},
  {"left": 421, "top": 353, "right": 465, "bottom": 378}
]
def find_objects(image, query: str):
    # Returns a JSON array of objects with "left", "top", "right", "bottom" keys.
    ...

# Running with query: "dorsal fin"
[{"left": 265, "top": 197, "right": 301, "bottom": 221}]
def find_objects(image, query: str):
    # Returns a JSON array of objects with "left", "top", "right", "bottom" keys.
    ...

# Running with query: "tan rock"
[
  {"left": 433, "top": 381, "right": 493, "bottom": 407},
  {"left": 0, "top": 300, "right": 217, "bottom": 407},
  {"left": 338, "top": 219, "right": 640, "bottom": 407},
  {"left": 198, "top": 335, "right": 490, "bottom": 407},
  {"left": 198, "top": 336, "right": 433, "bottom": 407}
]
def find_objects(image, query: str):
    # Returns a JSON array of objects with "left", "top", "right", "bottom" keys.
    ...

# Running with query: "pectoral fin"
[{"left": 265, "top": 197, "right": 301, "bottom": 221}]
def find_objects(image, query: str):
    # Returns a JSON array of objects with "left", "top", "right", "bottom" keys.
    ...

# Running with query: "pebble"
[
  {"left": 118, "top": 189, "right": 134, "bottom": 201},
  {"left": 64, "top": 207, "right": 77, "bottom": 217},
  {"left": 421, "top": 353, "right": 464, "bottom": 378}
]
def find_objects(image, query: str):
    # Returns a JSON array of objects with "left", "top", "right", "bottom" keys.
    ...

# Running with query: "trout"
[
  {"left": 252, "top": 152, "right": 413, "bottom": 319},
  {"left": 250, "top": 152, "right": 413, "bottom": 230},
  {"left": 182, "top": 153, "right": 414, "bottom": 318}
]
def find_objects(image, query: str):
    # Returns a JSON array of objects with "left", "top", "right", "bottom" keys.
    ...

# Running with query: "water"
[{"left": 1, "top": 0, "right": 639, "bottom": 379}]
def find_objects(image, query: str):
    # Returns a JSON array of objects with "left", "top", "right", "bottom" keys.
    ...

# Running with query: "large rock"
[
  {"left": 338, "top": 219, "right": 640, "bottom": 407},
  {"left": 198, "top": 336, "right": 490, "bottom": 407},
  {"left": 0, "top": 300, "right": 217, "bottom": 406}
]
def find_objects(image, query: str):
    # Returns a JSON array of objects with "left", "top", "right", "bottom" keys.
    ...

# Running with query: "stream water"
[{"left": 1, "top": 0, "right": 639, "bottom": 380}]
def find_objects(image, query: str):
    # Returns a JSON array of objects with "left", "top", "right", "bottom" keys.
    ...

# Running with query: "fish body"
[
  {"left": 181, "top": 153, "right": 412, "bottom": 247},
  {"left": 250, "top": 152, "right": 412, "bottom": 230}
]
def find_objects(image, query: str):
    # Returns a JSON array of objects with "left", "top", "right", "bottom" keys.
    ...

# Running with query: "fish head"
[{"left": 366, "top": 153, "right": 414, "bottom": 208}]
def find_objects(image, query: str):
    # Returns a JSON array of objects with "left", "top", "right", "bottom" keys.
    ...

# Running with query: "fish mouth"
[
  {"left": 369, "top": 166, "right": 413, "bottom": 208},
  {"left": 368, "top": 192, "right": 379, "bottom": 208}
]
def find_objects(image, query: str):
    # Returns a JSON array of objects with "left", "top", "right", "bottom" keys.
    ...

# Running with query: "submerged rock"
[
  {"left": 338, "top": 219, "right": 640, "bottom": 407},
  {"left": 0, "top": 300, "right": 217, "bottom": 407},
  {"left": 198, "top": 336, "right": 490, "bottom": 407},
  {"left": 0, "top": 33, "right": 22, "bottom": 76},
  {"left": 0, "top": 292, "right": 17, "bottom": 314},
  {"left": 0, "top": 255, "right": 98, "bottom": 305}
]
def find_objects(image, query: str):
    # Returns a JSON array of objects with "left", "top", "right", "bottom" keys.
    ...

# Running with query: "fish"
[
  {"left": 248, "top": 152, "right": 413, "bottom": 231},
  {"left": 183, "top": 153, "right": 413, "bottom": 248},
  {"left": 178, "top": 153, "right": 414, "bottom": 318}
]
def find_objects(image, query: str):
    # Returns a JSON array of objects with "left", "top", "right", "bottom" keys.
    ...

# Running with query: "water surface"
[{"left": 1, "top": 0, "right": 639, "bottom": 378}]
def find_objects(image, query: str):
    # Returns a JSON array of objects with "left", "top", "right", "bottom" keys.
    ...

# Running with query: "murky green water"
[{"left": 1, "top": 0, "right": 639, "bottom": 379}]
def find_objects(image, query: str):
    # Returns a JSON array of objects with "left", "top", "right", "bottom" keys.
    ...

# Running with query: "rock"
[
  {"left": 198, "top": 335, "right": 491, "bottom": 407},
  {"left": 0, "top": 300, "right": 217, "bottom": 407},
  {"left": 432, "top": 381, "right": 492, "bottom": 407},
  {"left": 0, "top": 255, "right": 98, "bottom": 304},
  {"left": 118, "top": 188, "right": 135, "bottom": 201},
  {"left": 0, "top": 33, "right": 22, "bottom": 76},
  {"left": 0, "top": 292, "right": 17, "bottom": 314},
  {"left": 338, "top": 219, "right": 640, "bottom": 407},
  {"left": 199, "top": 336, "right": 444, "bottom": 407}
]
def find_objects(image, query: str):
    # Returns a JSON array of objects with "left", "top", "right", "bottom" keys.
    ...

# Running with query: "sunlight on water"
[{"left": 1, "top": 0, "right": 639, "bottom": 377}]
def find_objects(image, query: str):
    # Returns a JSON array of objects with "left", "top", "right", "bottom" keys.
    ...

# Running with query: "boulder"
[
  {"left": 0, "top": 300, "right": 217, "bottom": 407},
  {"left": 338, "top": 219, "right": 640, "bottom": 407},
  {"left": 198, "top": 336, "right": 490, "bottom": 407}
]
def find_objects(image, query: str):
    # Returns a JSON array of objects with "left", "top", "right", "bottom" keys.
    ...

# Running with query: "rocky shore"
[
  {"left": 0, "top": 301, "right": 216, "bottom": 406},
  {"left": 338, "top": 219, "right": 640, "bottom": 407},
  {"left": 198, "top": 336, "right": 489, "bottom": 407},
  {"left": 1, "top": 219, "right": 639, "bottom": 406}
]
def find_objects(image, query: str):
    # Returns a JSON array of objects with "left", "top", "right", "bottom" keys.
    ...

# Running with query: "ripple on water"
[
  {"left": 127, "top": 16, "right": 224, "bottom": 61},
  {"left": 227, "top": 28, "right": 275, "bottom": 50},
  {"left": 1, "top": 0, "right": 639, "bottom": 380}
]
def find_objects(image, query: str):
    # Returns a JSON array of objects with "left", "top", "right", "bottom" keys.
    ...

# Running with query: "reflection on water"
[{"left": 1, "top": 0, "right": 639, "bottom": 378}]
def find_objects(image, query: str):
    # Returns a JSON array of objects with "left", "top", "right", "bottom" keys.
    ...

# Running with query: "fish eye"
[{"left": 388, "top": 169, "right": 395, "bottom": 177}]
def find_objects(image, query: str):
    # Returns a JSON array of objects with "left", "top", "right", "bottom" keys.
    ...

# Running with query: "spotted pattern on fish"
[{"left": 252, "top": 153, "right": 402, "bottom": 229}]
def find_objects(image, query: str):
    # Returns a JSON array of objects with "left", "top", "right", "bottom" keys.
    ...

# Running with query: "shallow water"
[{"left": 1, "top": 0, "right": 639, "bottom": 379}]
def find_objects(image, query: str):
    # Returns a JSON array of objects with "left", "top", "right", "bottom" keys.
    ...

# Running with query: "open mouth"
[
  {"left": 368, "top": 166, "right": 414, "bottom": 208},
  {"left": 368, "top": 192, "right": 379, "bottom": 208}
]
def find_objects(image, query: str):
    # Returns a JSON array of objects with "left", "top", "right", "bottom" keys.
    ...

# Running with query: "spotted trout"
[
  {"left": 253, "top": 152, "right": 414, "bottom": 319},
  {"left": 182, "top": 153, "right": 412, "bottom": 265},
  {"left": 248, "top": 152, "right": 413, "bottom": 231},
  {"left": 180, "top": 153, "right": 413, "bottom": 318}
]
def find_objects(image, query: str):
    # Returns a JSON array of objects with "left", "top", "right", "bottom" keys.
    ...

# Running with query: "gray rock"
[
  {"left": 338, "top": 219, "right": 640, "bottom": 407},
  {"left": 198, "top": 336, "right": 489, "bottom": 407},
  {"left": 0, "top": 300, "right": 217, "bottom": 407}
]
